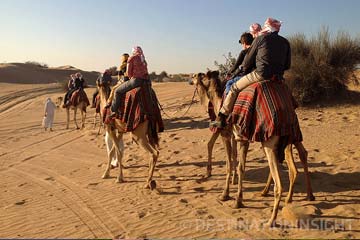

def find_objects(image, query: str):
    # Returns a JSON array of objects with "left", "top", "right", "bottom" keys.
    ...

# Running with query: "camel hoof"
[
  {"left": 264, "top": 220, "right": 276, "bottom": 228},
  {"left": 261, "top": 190, "right": 270, "bottom": 197},
  {"left": 232, "top": 201, "right": 245, "bottom": 209},
  {"left": 285, "top": 198, "right": 293, "bottom": 204},
  {"left": 116, "top": 177, "right": 124, "bottom": 183},
  {"left": 205, "top": 171, "right": 212, "bottom": 178},
  {"left": 307, "top": 194, "right": 315, "bottom": 201},
  {"left": 102, "top": 173, "right": 110, "bottom": 179},
  {"left": 218, "top": 194, "right": 231, "bottom": 202},
  {"left": 149, "top": 180, "right": 156, "bottom": 190}
]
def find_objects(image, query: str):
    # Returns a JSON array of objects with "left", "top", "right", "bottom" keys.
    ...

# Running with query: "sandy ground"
[{"left": 0, "top": 82, "right": 359, "bottom": 239}]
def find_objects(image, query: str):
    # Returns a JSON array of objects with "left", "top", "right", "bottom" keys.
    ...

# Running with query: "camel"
[
  {"left": 64, "top": 90, "right": 89, "bottom": 129},
  {"left": 97, "top": 81, "right": 160, "bottom": 189},
  {"left": 192, "top": 71, "right": 315, "bottom": 226}
]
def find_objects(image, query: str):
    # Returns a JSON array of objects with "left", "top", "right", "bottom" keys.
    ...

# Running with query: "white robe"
[{"left": 43, "top": 99, "right": 56, "bottom": 128}]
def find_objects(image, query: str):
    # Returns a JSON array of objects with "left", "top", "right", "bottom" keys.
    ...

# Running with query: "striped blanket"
[
  {"left": 231, "top": 80, "right": 302, "bottom": 144},
  {"left": 105, "top": 86, "right": 164, "bottom": 133}
]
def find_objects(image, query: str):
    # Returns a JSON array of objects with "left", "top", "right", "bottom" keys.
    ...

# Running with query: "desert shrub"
[
  {"left": 287, "top": 28, "right": 360, "bottom": 103},
  {"left": 25, "top": 61, "right": 48, "bottom": 68},
  {"left": 214, "top": 52, "right": 236, "bottom": 79}
]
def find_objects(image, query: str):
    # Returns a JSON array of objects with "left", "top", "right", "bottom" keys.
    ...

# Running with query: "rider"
[
  {"left": 63, "top": 74, "right": 76, "bottom": 108},
  {"left": 73, "top": 72, "right": 86, "bottom": 90},
  {"left": 225, "top": 32, "right": 254, "bottom": 95},
  {"left": 108, "top": 46, "right": 150, "bottom": 116},
  {"left": 63, "top": 72, "right": 86, "bottom": 107},
  {"left": 117, "top": 53, "right": 130, "bottom": 83},
  {"left": 212, "top": 17, "right": 291, "bottom": 128}
]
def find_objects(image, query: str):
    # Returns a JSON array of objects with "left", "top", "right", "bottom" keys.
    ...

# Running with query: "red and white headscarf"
[
  {"left": 260, "top": 17, "right": 282, "bottom": 34},
  {"left": 249, "top": 23, "right": 262, "bottom": 37},
  {"left": 132, "top": 46, "right": 146, "bottom": 63}
]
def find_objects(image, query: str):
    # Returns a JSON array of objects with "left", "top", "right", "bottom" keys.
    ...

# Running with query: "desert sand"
[{"left": 0, "top": 77, "right": 359, "bottom": 238}]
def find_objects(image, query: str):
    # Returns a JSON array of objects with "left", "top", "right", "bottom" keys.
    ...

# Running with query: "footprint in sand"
[
  {"left": 15, "top": 199, "right": 26, "bottom": 205},
  {"left": 196, "top": 208, "right": 208, "bottom": 216},
  {"left": 44, "top": 176, "right": 55, "bottom": 181},
  {"left": 138, "top": 211, "right": 146, "bottom": 219},
  {"left": 193, "top": 187, "right": 204, "bottom": 192},
  {"left": 179, "top": 198, "right": 188, "bottom": 203},
  {"left": 87, "top": 182, "right": 99, "bottom": 186}
]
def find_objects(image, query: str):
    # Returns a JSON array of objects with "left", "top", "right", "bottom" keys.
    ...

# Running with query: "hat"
[
  {"left": 249, "top": 23, "right": 262, "bottom": 37},
  {"left": 261, "top": 17, "right": 282, "bottom": 34}
]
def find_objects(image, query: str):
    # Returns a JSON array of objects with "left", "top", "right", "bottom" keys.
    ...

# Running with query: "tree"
[{"left": 214, "top": 52, "right": 236, "bottom": 79}]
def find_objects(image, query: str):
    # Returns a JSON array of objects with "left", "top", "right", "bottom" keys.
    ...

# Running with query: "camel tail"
[{"left": 148, "top": 120, "right": 160, "bottom": 147}]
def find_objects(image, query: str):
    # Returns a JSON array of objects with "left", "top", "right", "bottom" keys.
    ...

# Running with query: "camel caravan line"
[{"left": 76, "top": 70, "right": 315, "bottom": 226}]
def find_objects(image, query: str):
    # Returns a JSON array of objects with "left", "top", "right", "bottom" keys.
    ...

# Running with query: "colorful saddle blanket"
[
  {"left": 231, "top": 80, "right": 302, "bottom": 144},
  {"left": 70, "top": 89, "right": 90, "bottom": 108},
  {"left": 104, "top": 86, "right": 164, "bottom": 133}
]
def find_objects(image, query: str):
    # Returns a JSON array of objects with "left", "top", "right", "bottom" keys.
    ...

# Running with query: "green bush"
[{"left": 287, "top": 28, "right": 360, "bottom": 103}]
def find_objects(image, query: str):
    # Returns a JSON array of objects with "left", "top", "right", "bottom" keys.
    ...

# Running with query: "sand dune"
[
  {"left": 0, "top": 63, "right": 99, "bottom": 85},
  {"left": 0, "top": 81, "right": 359, "bottom": 238}
]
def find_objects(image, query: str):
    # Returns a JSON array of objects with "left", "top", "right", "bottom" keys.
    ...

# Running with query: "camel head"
[{"left": 192, "top": 71, "right": 224, "bottom": 106}]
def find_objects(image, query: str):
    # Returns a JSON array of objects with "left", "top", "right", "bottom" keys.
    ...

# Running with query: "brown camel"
[
  {"left": 192, "top": 71, "right": 315, "bottom": 226},
  {"left": 97, "top": 81, "right": 160, "bottom": 189},
  {"left": 65, "top": 90, "right": 89, "bottom": 129}
]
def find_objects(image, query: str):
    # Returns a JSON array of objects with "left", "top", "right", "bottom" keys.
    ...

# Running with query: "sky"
[{"left": 1, "top": 0, "right": 359, "bottom": 74}]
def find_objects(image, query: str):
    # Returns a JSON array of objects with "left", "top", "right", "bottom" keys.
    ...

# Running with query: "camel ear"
[
  {"left": 212, "top": 71, "right": 220, "bottom": 79},
  {"left": 205, "top": 71, "right": 213, "bottom": 79},
  {"left": 193, "top": 72, "right": 204, "bottom": 79}
]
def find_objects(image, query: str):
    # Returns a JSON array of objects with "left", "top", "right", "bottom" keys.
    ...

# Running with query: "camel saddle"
[
  {"left": 70, "top": 89, "right": 90, "bottom": 107},
  {"left": 103, "top": 86, "right": 164, "bottom": 133},
  {"left": 231, "top": 80, "right": 302, "bottom": 144}
]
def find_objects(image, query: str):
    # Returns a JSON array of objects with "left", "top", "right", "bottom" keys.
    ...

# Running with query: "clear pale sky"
[{"left": 1, "top": 0, "right": 359, "bottom": 74}]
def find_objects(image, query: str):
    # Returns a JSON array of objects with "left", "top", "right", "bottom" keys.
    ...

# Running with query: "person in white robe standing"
[{"left": 43, "top": 97, "right": 56, "bottom": 131}]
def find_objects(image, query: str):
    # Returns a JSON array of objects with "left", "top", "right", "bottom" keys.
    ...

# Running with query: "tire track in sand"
[
  {"left": 0, "top": 86, "right": 61, "bottom": 118},
  {"left": 7, "top": 164, "right": 127, "bottom": 238},
  {"left": 0, "top": 132, "right": 86, "bottom": 171}
]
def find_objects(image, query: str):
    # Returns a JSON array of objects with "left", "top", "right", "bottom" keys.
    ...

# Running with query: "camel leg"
[
  {"left": 231, "top": 136, "right": 238, "bottom": 185},
  {"left": 80, "top": 110, "right": 85, "bottom": 129},
  {"left": 261, "top": 172, "right": 273, "bottom": 197},
  {"left": 82, "top": 109, "right": 86, "bottom": 129},
  {"left": 263, "top": 136, "right": 282, "bottom": 227},
  {"left": 233, "top": 140, "right": 249, "bottom": 208},
  {"left": 66, "top": 108, "right": 70, "bottom": 129},
  {"left": 133, "top": 122, "right": 159, "bottom": 190},
  {"left": 93, "top": 113, "right": 97, "bottom": 129},
  {"left": 219, "top": 135, "right": 232, "bottom": 201},
  {"left": 102, "top": 128, "right": 114, "bottom": 179},
  {"left": 294, "top": 142, "right": 315, "bottom": 201},
  {"left": 74, "top": 108, "right": 79, "bottom": 129},
  {"left": 285, "top": 144, "right": 298, "bottom": 204},
  {"left": 206, "top": 131, "right": 220, "bottom": 178},
  {"left": 102, "top": 128, "right": 124, "bottom": 182},
  {"left": 115, "top": 134, "right": 124, "bottom": 183}
]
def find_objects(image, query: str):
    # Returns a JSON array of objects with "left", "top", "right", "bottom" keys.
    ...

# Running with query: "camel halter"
[{"left": 156, "top": 87, "right": 198, "bottom": 119}]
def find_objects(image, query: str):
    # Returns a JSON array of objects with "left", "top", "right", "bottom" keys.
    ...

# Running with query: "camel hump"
[{"left": 70, "top": 89, "right": 90, "bottom": 107}]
